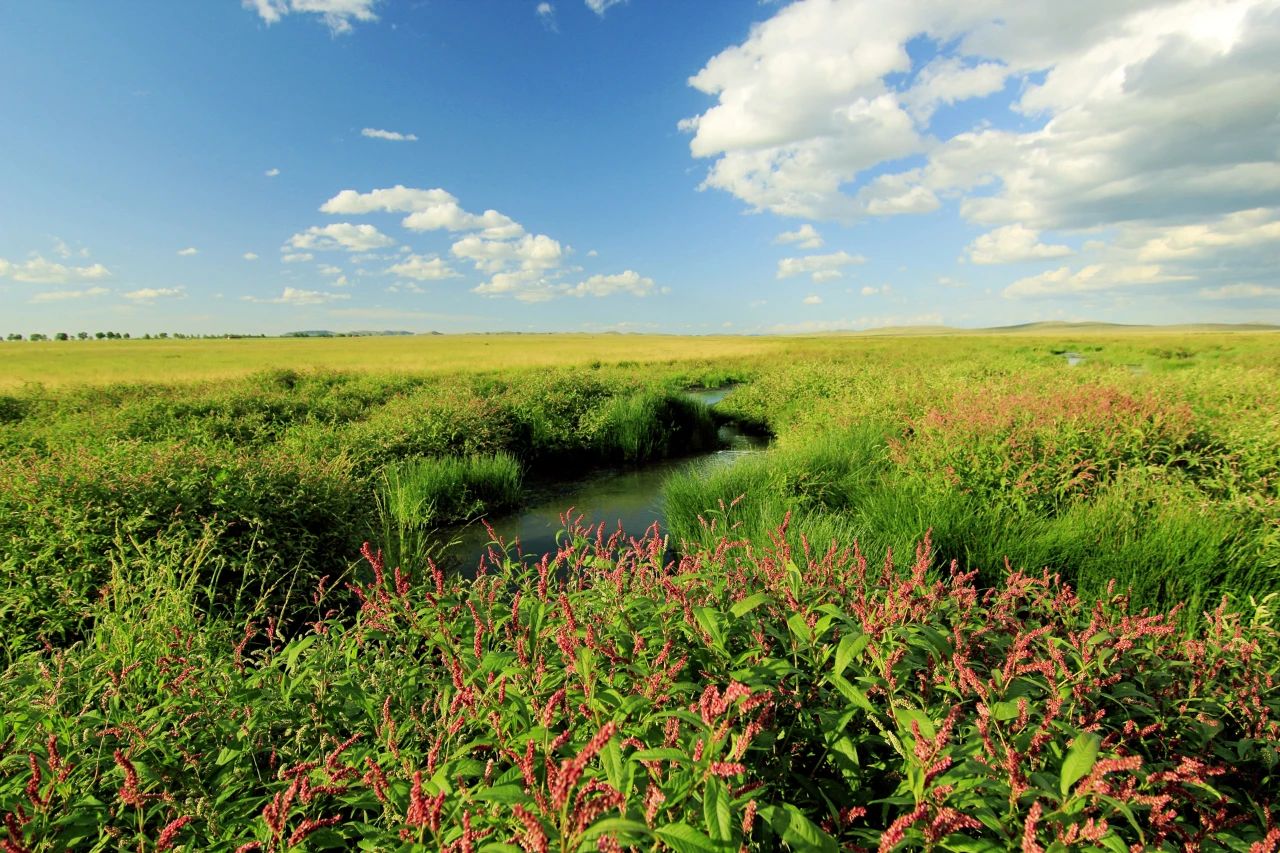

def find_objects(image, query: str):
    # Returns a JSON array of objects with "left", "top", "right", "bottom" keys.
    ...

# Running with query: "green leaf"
[
  {"left": 833, "top": 631, "right": 869, "bottom": 676},
  {"left": 831, "top": 675, "right": 875, "bottom": 713},
  {"left": 601, "top": 739, "right": 624, "bottom": 790},
  {"left": 786, "top": 613, "right": 813, "bottom": 646},
  {"left": 474, "top": 784, "right": 528, "bottom": 804},
  {"left": 703, "top": 778, "right": 733, "bottom": 843},
  {"left": 732, "top": 591, "right": 768, "bottom": 617},
  {"left": 283, "top": 633, "right": 318, "bottom": 669},
  {"left": 693, "top": 606, "right": 727, "bottom": 653},
  {"left": 654, "top": 822, "right": 721, "bottom": 853},
  {"left": 1060, "top": 732, "right": 1101, "bottom": 798},
  {"left": 758, "top": 804, "right": 837, "bottom": 853}
]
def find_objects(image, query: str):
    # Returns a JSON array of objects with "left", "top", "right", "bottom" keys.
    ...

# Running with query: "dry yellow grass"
[{"left": 0, "top": 333, "right": 789, "bottom": 389}]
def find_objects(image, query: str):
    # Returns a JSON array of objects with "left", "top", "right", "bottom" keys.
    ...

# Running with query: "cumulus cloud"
[
  {"left": 473, "top": 269, "right": 656, "bottom": 302},
  {"left": 28, "top": 287, "right": 110, "bottom": 303},
  {"left": 803, "top": 294, "right": 823, "bottom": 304},
  {"left": 282, "top": 252, "right": 314, "bottom": 263},
  {"left": 122, "top": 287, "right": 185, "bottom": 302},
  {"left": 0, "top": 255, "right": 110, "bottom": 284},
  {"left": 243, "top": 252, "right": 260, "bottom": 261},
  {"left": 1132, "top": 208, "right": 1280, "bottom": 261},
  {"left": 387, "top": 254, "right": 461, "bottom": 281},
  {"left": 452, "top": 233, "right": 563, "bottom": 274},
  {"left": 683, "top": 0, "right": 1280, "bottom": 297},
  {"left": 177, "top": 247, "right": 199, "bottom": 256},
  {"left": 860, "top": 285, "right": 880, "bottom": 295},
  {"left": 321, "top": 186, "right": 524, "bottom": 239},
  {"left": 265, "top": 168, "right": 280, "bottom": 177},
  {"left": 775, "top": 224, "right": 824, "bottom": 249},
  {"left": 244, "top": 287, "right": 351, "bottom": 305},
  {"left": 1003, "top": 264, "right": 1189, "bottom": 298},
  {"left": 965, "top": 225, "right": 1073, "bottom": 264},
  {"left": 776, "top": 250, "right": 866, "bottom": 281},
  {"left": 564, "top": 270, "right": 656, "bottom": 298},
  {"left": 361, "top": 127, "right": 418, "bottom": 142},
  {"left": 243, "top": 0, "right": 379, "bottom": 34},
  {"left": 287, "top": 223, "right": 396, "bottom": 252}
]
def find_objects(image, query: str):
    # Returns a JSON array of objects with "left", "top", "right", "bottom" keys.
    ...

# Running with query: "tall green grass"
[
  {"left": 381, "top": 452, "right": 523, "bottom": 527},
  {"left": 664, "top": 422, "right": 1277, "bottom": 615}
]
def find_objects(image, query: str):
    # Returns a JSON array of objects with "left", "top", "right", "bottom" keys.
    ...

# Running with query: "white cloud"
[
  {"left": 321, "top": 185, "right": 524, "bottom": 239},
  {"left": 803, "top": 294, "right": 823, "bottom": 304},
  {"left": 244, "top": 287, "right": 351, "bottom": 305},
  {"left": 564, "top": 270, "right": 656, "bottom": 298},
  {"left": 0, "top": 255, "right": 111, "bottom": 284},
  {"left": 965, "top": 224, "right": 1073, "bottom": 264},
  {"left": 287, "top": 223, "right": 396, "bottom": 252},
  {"left": 585, "top": 0, "right": 624, "bottom": 16},
  {"left": 361, "top": 127, "right": 418, "bottom": 142},
  {"left": 680, "top": 0, "right": 1280, "bottom": 306},
  {"left": 387, "top": 254, "right": 461, "bottom": 281},
  {"left": 29, "top": 287, "right": 109, "bottom": 303},
  {"left": 282, "top": 252, "right": 314, "bottom": 263},
  {"left": 452, "top": 233, "right": 563, "bottom": 274},
  {"left": 1003, "top": 263, "right": 1188, "bottom": 298},
  {"left": 860, "top": 285, "right": 879, "bottom": 295},
  {"left": 1133, "top": 208, "right": 1280, "bottom": 261},
  {"left": 243, "top": 0, "right": 379, "bottom": 34},
  {"left": 243, "top": 252, "right": 260, "bottom": 261},
  {"left": 776, "top": 250, "right": 866, "bottom": 281},
  {"left": 122, "top": 287, "right": 185, "bottom": 302},
  {"left": 177, "top": 247, "right": 199, "bottom": 256},
  {"left": 473, "top": 268, "right": 655, "bottom": 302},
  {"left": 775, "top": 224, "right": 824, "bottom": 249},
  {"left": 586, "top": 249, "right": 599, "bottom": 257},
  {"left": 1197, "top": 283, "right": 1280, "bottom": 299},
  {"left": 265, "top": 168, "right": 280, "bottom": 177}
]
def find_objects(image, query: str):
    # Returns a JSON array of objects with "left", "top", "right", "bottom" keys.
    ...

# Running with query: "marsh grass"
[{"left": 382, "top": 452, "right": 523, "bottom": 527}]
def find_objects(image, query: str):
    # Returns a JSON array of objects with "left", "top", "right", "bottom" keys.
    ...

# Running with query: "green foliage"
[{"left": 1, "top": 523, "right": 1276, "bottom": 850}]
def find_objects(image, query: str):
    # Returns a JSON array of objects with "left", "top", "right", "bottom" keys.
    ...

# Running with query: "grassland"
[
  {"left": 0, "top": 329, "right": 1277, "bottom": 851},
  {"left": 0, "top": 333, "right": 784, "bottom": 390}
]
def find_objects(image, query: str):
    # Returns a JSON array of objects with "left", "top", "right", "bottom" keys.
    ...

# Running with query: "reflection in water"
[{"left": 437, "top": 421, "right": 766, "bottom": 572}]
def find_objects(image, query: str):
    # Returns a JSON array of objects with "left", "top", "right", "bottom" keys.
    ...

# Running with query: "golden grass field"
[
  {"left": 0, "top": 334, "right": 789, "bottom": 389},
  {"left": 1, "top": 325, "right": 1274, "bottom": 389}
]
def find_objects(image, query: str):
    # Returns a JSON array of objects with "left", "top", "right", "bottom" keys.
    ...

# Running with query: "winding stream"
[{"left": 437, "top": 388, "right": 767, "bottom": 570}]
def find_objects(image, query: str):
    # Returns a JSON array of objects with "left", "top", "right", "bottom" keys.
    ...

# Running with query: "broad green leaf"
[
  {"left": 758, "top": 804, "right": 837, "bottom": 853},
  {"left": 654, "top": 822, "right": 721, "bottom": 853},
  {"left": 831, "top": 675, "right": 875, "bottom": 713},
  {"left": 703, "top": 778, "right": 733, "bottom": 842},
  {"left": 1059, "top": 732, "right": 1101, "bottom": 798},
  {"left": 730, "top": 592, "right": 770, "bottom": 618},
  {"left": 601, "top": 739, "right": 624, "bottom": 789},
  {"left": 283, "top": 633, "right": 317, "bottom": 669},
  {"left": 833, "top": 631, "right": 869, "bottom": 676},
  {"left": 786, "top": 612, "right": 813, "bottom": 646},
  {"left": 474, "top": 784, "right": 529, "bottom": 804},
  {"left": 693, "top": 606, "right": 727, "bottom": 653}
]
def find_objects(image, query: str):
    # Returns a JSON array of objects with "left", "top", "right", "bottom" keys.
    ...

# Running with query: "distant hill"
[
  {"left": 819, "top": 321, "right": 1279, "bottom": 337},
  {"left": 283, "top": 330, "right": 414, "bottom": 337}
]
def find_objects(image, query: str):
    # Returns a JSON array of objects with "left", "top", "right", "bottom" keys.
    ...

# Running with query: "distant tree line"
[{"left": 3, "top": 332, "right": 269, "bottom": 341}]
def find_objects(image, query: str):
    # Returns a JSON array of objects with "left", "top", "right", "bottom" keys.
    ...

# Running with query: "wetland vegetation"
[{"left": 0, "top": 330, "right": 1277, "bottom": 850}]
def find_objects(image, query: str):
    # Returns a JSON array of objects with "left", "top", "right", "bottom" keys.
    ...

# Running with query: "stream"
[{"left": 437, "top": 387, "right": 767, "bottom": 571}]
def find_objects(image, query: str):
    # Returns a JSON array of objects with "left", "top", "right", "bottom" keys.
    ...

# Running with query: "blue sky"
[{"left": 1, "top": 0, "right": 1277, "bottom": 335}]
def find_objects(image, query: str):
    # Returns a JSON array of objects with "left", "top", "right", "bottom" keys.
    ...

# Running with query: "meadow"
[{"left": 0, "top": 330, "right": 1277, "bottom": 851}]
